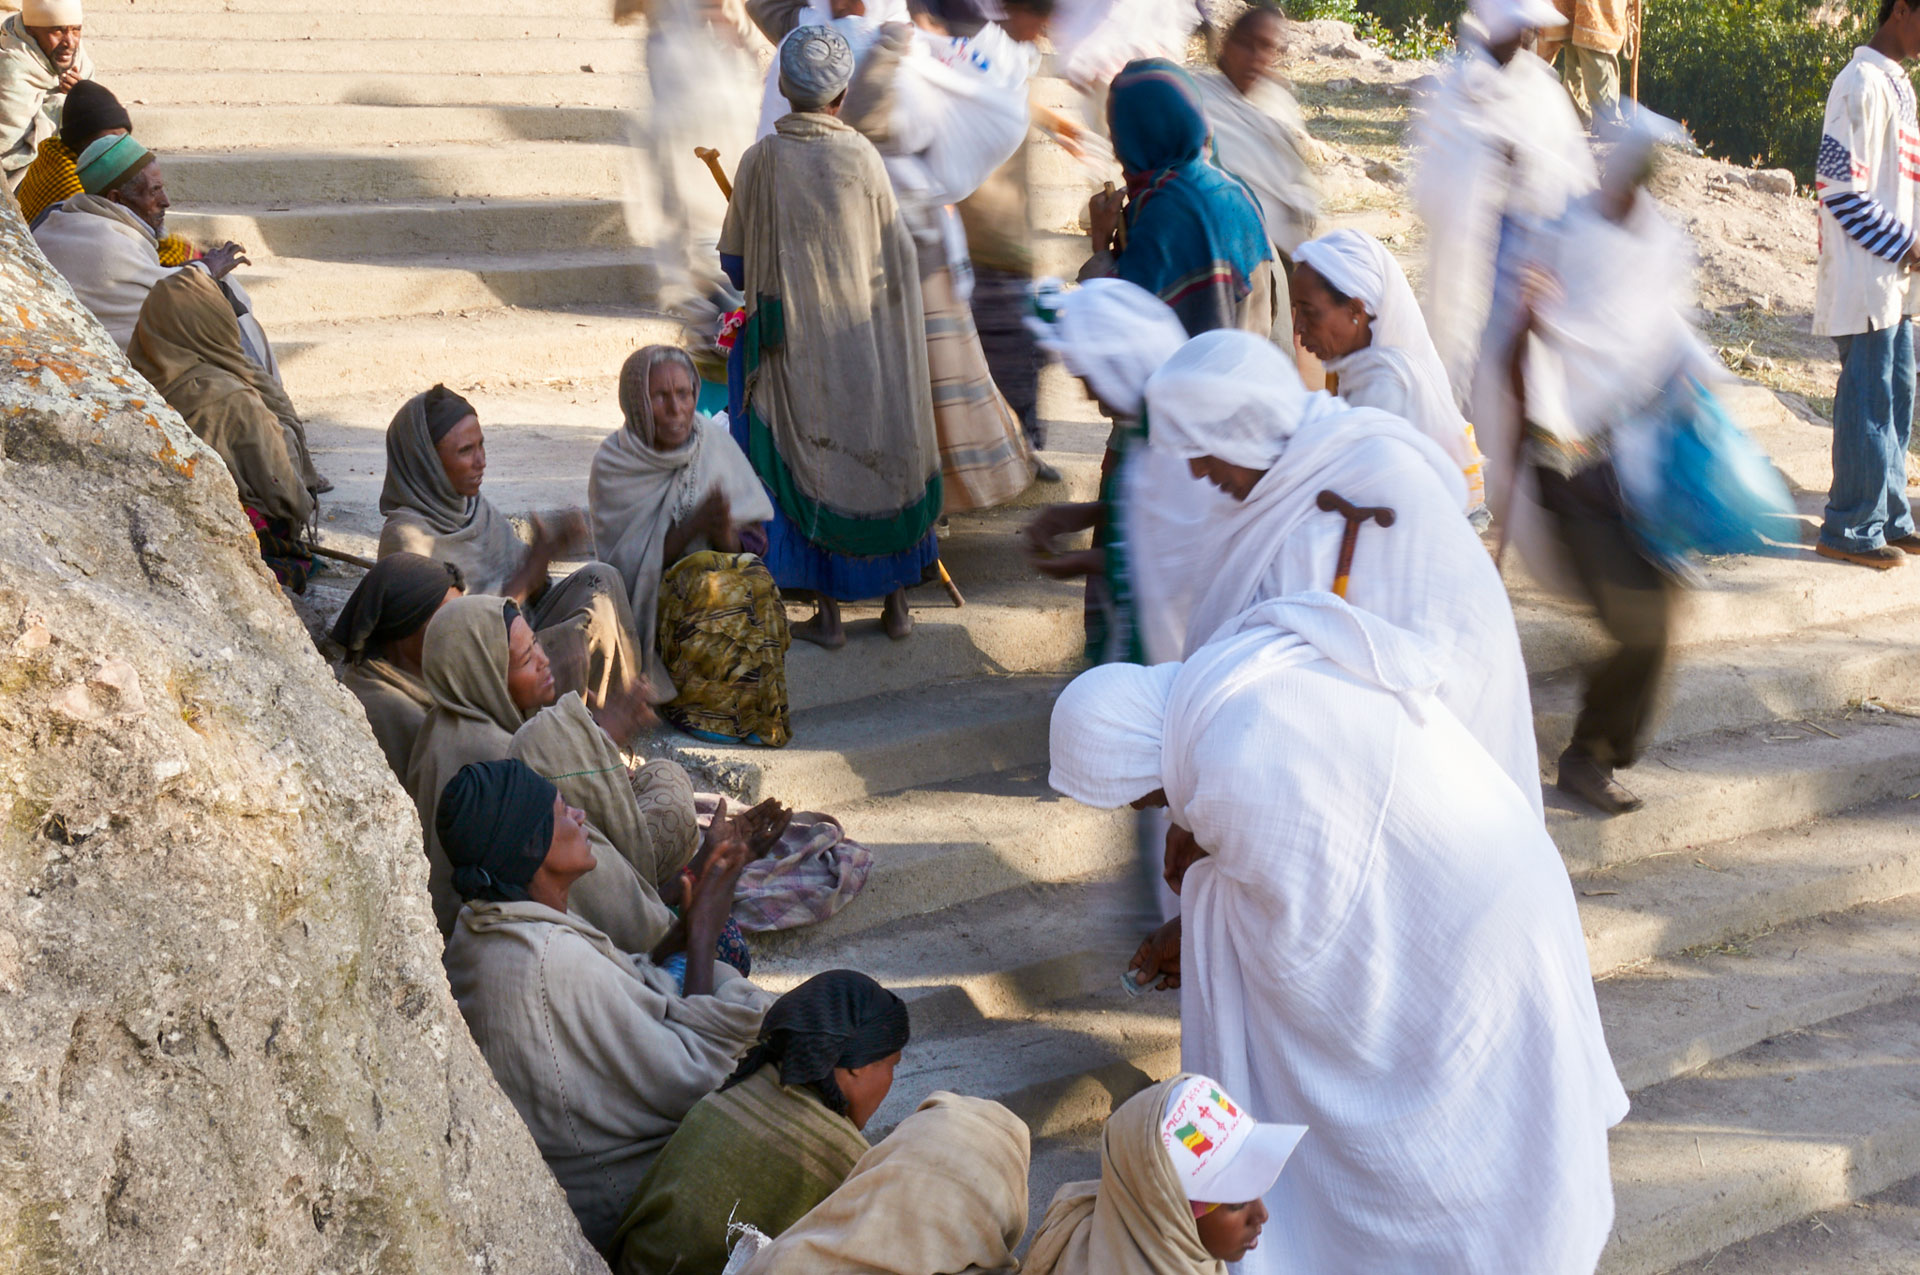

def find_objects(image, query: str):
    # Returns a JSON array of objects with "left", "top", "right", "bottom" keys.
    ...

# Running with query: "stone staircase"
[{"left": 78, "top": 2, "right": 1920, "bottom": 1270}]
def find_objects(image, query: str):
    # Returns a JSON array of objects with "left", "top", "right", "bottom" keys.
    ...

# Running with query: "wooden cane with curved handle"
[{"left": 695, "top": 146, "right": 733, "bottom": 200}]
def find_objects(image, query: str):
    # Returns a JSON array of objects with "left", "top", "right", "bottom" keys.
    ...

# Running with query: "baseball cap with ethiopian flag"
[{"left": 1160, "top": 1075, "right": 1307, "bottom": 1216}]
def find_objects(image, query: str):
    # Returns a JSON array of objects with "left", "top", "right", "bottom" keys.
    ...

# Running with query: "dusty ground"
[{"left": 1666, "top": 1174, "right": 1920, "bottom": 1274}]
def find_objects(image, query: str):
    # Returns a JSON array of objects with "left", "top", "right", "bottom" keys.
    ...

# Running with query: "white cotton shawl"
[
  {"left": 32, "top": 195, "right": 176, "bottom": 349},
  {"left": 1295, "top": 229, "right": 1478, "bottom": 484},
  {"left": 1144, "top": 329, "right": 1308, "bottom": 472},
  {"left": 1410, "top": 44, "right": 1596, "bottom": 399},
  {"left": 1161, "top": 387, "right": 1541, "bottom": 815},
  {"left": 443, "top": 900, "right": 772, "bottom": 1253},
  {"left": 1194, "top": 69, "right": 1319, "bottom": 257},
  {"left": 0, "top": 15, "right": 90, "bottom": 171},
  {"left": 1028, "top": 277, "right": 1190, "bottom": 417},
  {"left": 1058, "top": 595, "right": 1627, "bottom": 1274},
  {"left": 589, "top": 408, "right": 772, "bottom": 701},
  {"left": 1121, "top": 443, "right": 1231, "bottom": 665}
]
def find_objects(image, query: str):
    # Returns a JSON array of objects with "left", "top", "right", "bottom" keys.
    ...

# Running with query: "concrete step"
[
  {"left": 175, "top": 198, "right": 636, "bottom": 267},
  {"left": 161, "top": 143, "right": 630, "bottom": 205},
  {"left": 1598, "top": 894, "right": 1920, "bottom": 1093},
  {"left": 652, "top": 672, "right": 1067, "bottom": 808},
  {"left": 1548, "top": 709, "right": 1920, "bottom": 875},
  {"left": 89, "top": 35, "right": 644, "bottom": 76},
  {"left": 1531, "top": 604, "right": 1920, "bottom": 759},
  {"left": 87, "top": 0, "right": 621, "bottom": 12},
  {"left": 239, "top": 248, "right": 661, "bottom": 323},
  {"left": 1659, "top": 1172, "right": 1920, "bottom": 1274},
  {"left": 1601, "top": 994, "right": 1920, "bottom": 1275},
  {"left": 1578, "top": 798, "right": 1920, "bottom": 980},
  {"left": 751, "top": 767, "right": 1135, "bottom": 950},
  {"left": 94, "top": 12, "right": 631, "bottom": 39},
  {"left": 109, "top": 70, "right": 644, "bottom": 107},
  {"left": 137, "top": 104, "right": 630, "bottom": 150}
]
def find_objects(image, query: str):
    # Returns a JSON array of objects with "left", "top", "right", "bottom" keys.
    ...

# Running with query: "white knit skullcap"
[{"left": 23, "top": 0, "right": 84, "bottom": 26}]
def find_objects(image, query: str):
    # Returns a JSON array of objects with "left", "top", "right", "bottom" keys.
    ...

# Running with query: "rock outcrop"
[{"left": 0, "top": 194, "right": 604, "bottom": 1271}]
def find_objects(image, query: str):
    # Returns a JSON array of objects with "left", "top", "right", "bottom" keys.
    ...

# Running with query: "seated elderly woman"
[
  {"left": 329, "top": 552, "right": 463, "bottom": 779},
  {"left": 1080, "top": 58, "right": 1277, "bottom": 339},
  {"left": 589, "top": 344, "right": 791, "bottom": 748},
  {"left": 438, "top": 758, "right": 773, "bottom": 1253},
  {"left": 129, "top": 267, "right": 320, "bottom": 589},
  {"left": 1025, "top": 1074, "right": 1303, "bottom": 1274},
  {"left": 611, "top": 969, "right": 909, "bottom": 1275},
  {"left": 1290, "top": 228, "right": 1488, "bottom": 516},
  {"left": 733, "top": 1089, "right": 1030, "bottom": 1275},
  {"left": 378, "top": 384, "right": 644, "bottom": 712},
  {"left": 406, "top": 593, "right": 694, "bottom": 941}
]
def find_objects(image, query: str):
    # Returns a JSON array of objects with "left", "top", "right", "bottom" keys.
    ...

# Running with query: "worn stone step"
[
  {"left": 1659, "top": 1172, "right": 1920, "bottom": 1274},
  {"left": 161, "top": 143, "right": 630, "bottom": 206},
  {"left": 240, "top": 248, "right": 661, "bottom": 323},
  {"left": 1601, "top": 994, "right": 1920, "bottom": 1275},
  {"left": 108, "top": 70, "right": 644, "bottom": 107},
  {"left": 1579, "top": 798, "right": 1920, "bottom": 980},
  {"left": 137, "top": 104, "right": 630, "bottom": 150},
  {"left": 1531, "top": 605, "right": 1920, "bottom": 759},
  {"left": 93, "top": 11, "right": 629, "bottom": 39},
  {"left": 653, "top": 673, "right": 1066, "bottom": 808},
  {"left": 174, "top": 198, "right": 636, "bottom": 263},
  {"left": 89, "top": 35, "right": 643, "bottom": 76},
  {"left": 88, "top": 0, "right": 618, "bottom": 12},
  {"left": 1598, "top": 894, "right": 1920, "bottom": 1094},
  {"left": 1548, "top": 710, "right": 1920, "bottom": 875}
]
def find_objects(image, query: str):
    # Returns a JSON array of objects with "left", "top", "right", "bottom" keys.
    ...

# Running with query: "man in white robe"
[
  {"left": 1144, "top": 328, "right": 1541, "bottom": 814},
  {"left": 1411, "top": 0, "right": 1596, "bottom": 401},
  {"left": 1048, "top": 593, "right": 1627, "bottom": 1275}
]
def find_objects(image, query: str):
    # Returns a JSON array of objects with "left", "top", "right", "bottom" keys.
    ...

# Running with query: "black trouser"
[
  {"left": 971, "top": 265, "right": 1043, "bottom": 451},
  {"left": 1535, "top": 462, "right": 1672, "bottom": 769}
]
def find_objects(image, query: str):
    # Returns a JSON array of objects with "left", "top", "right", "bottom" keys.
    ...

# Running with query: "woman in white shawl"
[
  {"left": 590, "top": 345, "right": 789, "bottom": 748},
  {"left": 1145, "top": 329, "right": 1540, "bottom": 813},
  {"left": 1047, "top": 594, "right": 1627, "bottom": 1275},
  {"left": 1291, "top": 228, "right": 1488, "bottom": 515}
]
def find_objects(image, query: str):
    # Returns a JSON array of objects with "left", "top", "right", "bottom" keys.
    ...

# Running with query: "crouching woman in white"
[
  {"left": 439, "top": 758, "right": 771, "bottom": 1253},
  {"left": 1048, "top": 593, "right": 1627, "bottom": 1274}
]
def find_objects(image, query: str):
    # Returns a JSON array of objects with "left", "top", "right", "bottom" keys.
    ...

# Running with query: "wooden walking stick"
[
  {"left": 1629, "top": 0, "right": 1643, "bottom": 103},
  {"left": 1316, "top": 490, "right": 1395, "bottom": 599},
  {"left": 311, "top": 543, "right": 378, "bottom": 571},
  {"left": 694, "top": 146, "right": 733, "bottom": 200}
]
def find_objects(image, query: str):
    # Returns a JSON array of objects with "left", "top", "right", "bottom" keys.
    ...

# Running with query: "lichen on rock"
[{"left": 0, "top": 187, "right": 605, "bottom": 1270}]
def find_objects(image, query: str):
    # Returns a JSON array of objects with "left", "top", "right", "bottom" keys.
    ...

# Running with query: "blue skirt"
[{"left": 725, "top": 341, "right": 937, "bottom": 601}]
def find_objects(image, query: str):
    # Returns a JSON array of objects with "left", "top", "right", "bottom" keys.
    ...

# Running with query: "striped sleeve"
[{"left": 1817, "top": 81, "right": 1916, "bottom": 262}]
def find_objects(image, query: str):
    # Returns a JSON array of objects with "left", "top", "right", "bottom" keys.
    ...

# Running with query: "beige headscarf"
[
  {"left": 588, "top": 345, "right": 773, "bottom": 698},
  {"left": 128, "top": 269, "right": 315, "bottom": 526},
  {"left": 405, "top": 594, "right": 530, "bottom": 934},
  {"left": 739, "top": 1091, "right": 1029, "bottom": 1275},
  {"left": 376, "top": 389, "right": 525, "bottom": 595},
  {"left": 1023, "top": 1076, "right": 1225, "bottom": 1275}
]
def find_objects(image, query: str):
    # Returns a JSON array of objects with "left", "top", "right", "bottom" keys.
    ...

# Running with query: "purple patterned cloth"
[{"left": 697, "top": 795, "right": 874, "bottom": 932}]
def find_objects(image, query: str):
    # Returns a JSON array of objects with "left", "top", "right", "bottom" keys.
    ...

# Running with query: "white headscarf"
[
  {"left": 1293, "top": 229, "right": 1477, "bottom": 476},
  {"left": 1469, "top": 0, "right": 1564, "bottom": 41},
  {"left": 1144, "top": 330, "right": 1317, "bottom": 471},
  {"left": 1027, "top": 278, "right": 1191, "bottom": 417},
  {"left": 1047, "top": 660, "right": 1181, "bottom": 808}
]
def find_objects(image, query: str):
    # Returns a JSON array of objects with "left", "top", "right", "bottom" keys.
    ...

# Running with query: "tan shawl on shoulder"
[
  {"left": 128, "top": 268, "right": 315, "bottom": 526},
  {"left": 718, "top": 111, "right": 939, "bottom": 521},
  {"left": 377, "top": 391, "right": 525, "bottom": 595},
  {"left": 404, "top": 594, "right": 529, "bottom": 933},
  {"left": 337, "top": 657, "right": 431, "bottom": 781},
  {"left": 0, "top": 14, "right": 90, "bottom": 172},
  {"left": 739, "top": 1091, "right": 1030, "bottom": 1275},
  {"left": 589, "top": 347, "right": 772, "bottom": 699},
  {"left": 1023, "top": 1076, "right": 1225, "bottom": 1275},
  {"left": 443, "top": 899, "right": 772, "bottom": 1252},
  {"left": 507, "top": 692, "right": 683, "bottom": 956},
  {"left": 1194, "top": 70, "right": 1319, "bottom": 258}
]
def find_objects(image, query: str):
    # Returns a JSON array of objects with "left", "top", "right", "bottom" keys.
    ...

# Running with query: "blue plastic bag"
[{"left": 1612, "top": 376, "right": 1797, "bottom": 571}]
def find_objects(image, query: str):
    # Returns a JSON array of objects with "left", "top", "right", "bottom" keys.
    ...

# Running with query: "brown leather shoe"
[
  {"left": 1815, "top": 542, "right": 1906, "bottom": 569},
  {"left": 1557, "top": 750, "right": 1644, "bottom": 816},
  {"left": 1887, "top": 534, "right": 1920, "bottom": 555}
]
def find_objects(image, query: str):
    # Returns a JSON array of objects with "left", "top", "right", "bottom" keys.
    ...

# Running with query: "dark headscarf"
[
  {"left": 422, "top": 383, "right": 478, "bottom": 444},
  {"left": 436, "top": 758, "right": 558, "bottom": 903},
  {"left": 1106, "top": 58, "right": 1271, "bottom": 331},
  {"left": 59, "top": 81, "right": 132, "bottom": 153},
  {"left": 329, "top": 552, "right": 464, "bottom": 660},
  {"left": 722, "top": 970, "right": 909, "bottom": 1117}
]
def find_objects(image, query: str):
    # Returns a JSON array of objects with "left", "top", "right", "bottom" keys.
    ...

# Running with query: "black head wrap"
[
  {"left": 436, "top": 759, "right": 558, "bottom": 903},
  {"left": 59, "top": 81, "right": 133, "bottom": 153},
  {"left": 328, "top": 552, "right": 464, "bottom": 660},
  {"left": 722, "top": 970, "right": 910, "bottom": 1117},
  {"left": 422, "top": 383, "right": 478, "bottom": 445},
  {"left": 501, "top": 599, "right": 523, "bottom": 640}
]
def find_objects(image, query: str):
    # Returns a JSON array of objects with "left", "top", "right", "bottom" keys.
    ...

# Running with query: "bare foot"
[
  {"left": 793, "top": 600, "right": 846, "bottom": 650},
  {"left": 882, "top": 589, "right": 913, "bottom": 640}
]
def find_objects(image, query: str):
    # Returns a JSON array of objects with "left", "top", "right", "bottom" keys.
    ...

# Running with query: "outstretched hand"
[
  {"left": 1129, "top": 916, "right": 1181, "bottom": 991},
  {"left": 591, "top": 674, "right": 657, "bottom": 749},
  {"left": 530, "top": 509, "right": 591, "bottom": 559}
]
